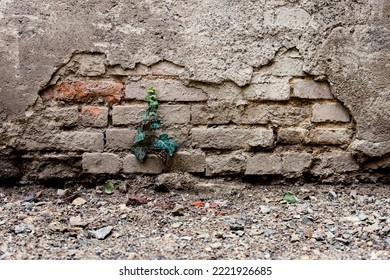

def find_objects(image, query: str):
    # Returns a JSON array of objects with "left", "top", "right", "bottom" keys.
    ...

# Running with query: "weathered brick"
[
  {"left": 159, "top": 105, "right": 191, "bottom": 124},
  {"left": 191, "top": 103, "right": 236, "bottom": 125},
  {"left": 75, "top": 53, "right": 106, "bottom": 76},
  {"left": 23, "top": 132, "right": 104, "bottom": 152},
  {"left": 55, "top": 132, "right": 105, "bottom": 151},
  {"left": 192, "top": 128, "right": 274, "bottom": 149},
  {"left": 167, "top": 150, "right": 206, "bottom": 173},
  {"left": 312, "top": 103, "right": 350, "bottom": 123},
  {"left": 122, "top": 154, "right": 163, "bottom": 174},
  {"left": 238, "top": 104, "right": 308, "bottom": 126},
  {"left": 278, "top": 128, "right": 307, "bottom": 144},
  {"left": 150, "top": 61, "right": 184, "bottom": 76},
  {"left": 245, "top": 153, "right": 312, "bottom": 175},
  {"left": 312, "top": 152, "right": 359, "bottom": 175},
  {"left": 188, "top": 81, "right": 241, "bottom": 101},
  {"left": 305, "top": 128, "right": 353, "bottom": 145},
  {"left": 41, "top": 81, "right": 124, "bottom": 104},
  {"left": 206, "top": 153, "right": 247, "bottom": 176},
  {"left": 162, "top": 127, "right": 191, "bottom": 148},
  {"left": 293, "top": 79, "right": 333, "bottom": 99},
  {"left": 112, "top": 105, "right": 144, "bottom": 125},
  {"left": 81, "top": 106, "right": 108, "bottom": 127},
  {"left": 44, "top": 107, "right": 79, "bottom": 127},
  {"left": 107, "top": 64, "right": 149, "bottom": 76},
  {"left": 253, "top": 51, "right": 304, "bottom": 77},
  {"left": 105, "top": 128, "right": 136, "bottom": 151},
  {"left": 82, "top": 152, "right": 121, "bottom": 174},
  {"left": 243, "top": 77, "right": 290, "bottom": 101},
  {"left": 125, "top": 79, "right": 207, "bottom": 101}
]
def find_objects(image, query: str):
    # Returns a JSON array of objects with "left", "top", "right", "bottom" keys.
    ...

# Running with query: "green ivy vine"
[{"left": 131, "top": 87, "right": 178, "bottom": 163}]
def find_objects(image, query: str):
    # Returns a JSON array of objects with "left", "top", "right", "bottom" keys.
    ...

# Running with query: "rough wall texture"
[{"left": 0, "top": 0, "right": 389, "bottom": 184}]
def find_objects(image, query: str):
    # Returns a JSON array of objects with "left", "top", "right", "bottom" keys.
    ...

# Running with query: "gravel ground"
[{"left": 0, "top": 174, "right": 389, "bottom": 260}]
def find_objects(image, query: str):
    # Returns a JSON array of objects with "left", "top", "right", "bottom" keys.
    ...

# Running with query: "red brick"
[{"left": 42, "top": 81, "right": 124, "bottom": 104}]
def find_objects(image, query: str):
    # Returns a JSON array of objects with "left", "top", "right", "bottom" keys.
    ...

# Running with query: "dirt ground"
[{"left": 0, "top": 174, "right": 389, "bottom": 260}]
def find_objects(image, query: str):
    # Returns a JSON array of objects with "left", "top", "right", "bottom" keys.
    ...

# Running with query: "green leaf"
[
  {"left": 145, "top": 94, "right": 157, "bottom": 103},
  {"left": 153, "top": 134, "right": 178, "bottom": 156},
  {"left": 151, "top": 122, "right": 161, "bottom": 130},
  {"left": 283, "top": 192, "right": 298, "bottom": 204},
  {"left": 132, "top": 144, "right": 149, "bottom": 162},
  {"left": 103, "top": 181, "right": 115, "bottom": 194},
  {"left": 141, "top": 111, "right": 149, "bottom": 121},
  {"left": 149, "top": 100, "right": 158, "bottom": 108},
  {"left": 147, "top": 87, "right": 156, "bottom": 94},
  {"left": 134, "top": 127, "right": 146, "bottom": 144}
]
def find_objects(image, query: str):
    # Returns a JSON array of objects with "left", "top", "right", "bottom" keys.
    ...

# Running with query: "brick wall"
[{"left": 12, "top": 51, "right": 360, "bottom": 183}]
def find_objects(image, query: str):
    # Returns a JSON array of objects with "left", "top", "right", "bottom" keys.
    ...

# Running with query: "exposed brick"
[
  {"left": 44, "top": 107, "right": 79, "bottom": 127},
  {"left": 54, "top": 132, "right": 105, "bottom": 152},
  {"left": 238, "top": 104, "right": 308, "bottom": 126},
  {"left": 159, "top": 105, "right": 191, "bottom": 124},
  {"left": 243, "top": 77, "right": 290, "bottom": 101},
  {"left": 122, "top": 154, "right": 163, "bottom": 174},
  {"left": 192, "top": 128, "right": 274, "bottom": 149},
  {"left": 162, "top": 127, "right": 191, "bottom": 148},
  {"left": 188, "top": 81, "right": 241, "bottom": 101},
  {"left": 112, "top": 105, "right": 144, "bottom": 126},
  {"left": 107, "top": 64, "right": 149, "bottom": 76},
  {"left": 312, "top": 152, "right": 360, "bottom": 175},
  {"left": 206, "top": 153, "right": 247, "bottom": 176},
  {"left": 167, "top": 150, "right": 206, "bottom": 173},
  {"left": 105, "top": 128, "right": 136, "bottom": 151},
  {"left": 191, "top": 103, "right": 236, "bottom": 125},
  {"left": 42, "top": 81, "right": 124, "bottom": 105},
  {"left": 75, "top": 53, "right": 106, "bottom": 76},
  {"left": 150, "top": 61, "right": 184, "bottom": 76},
  {"left": 125, "top": 79, "right": 207, "bottom": 101},
  {"left": 312, "top": 103, "right": 350, "bottom": 123},
  {"left": 245, "top": 153, "right": 312, "bottom": 175},
  {"left": 81, "top": 106, "right": 108, "bottom": 127},
  {"left": 293, "top": 79, "right": 333, "bottom": 99},
  {"left": 23, "top": 132, "right": 104, "bottom": 152},
  {"left": 252, "top": 51, "right": 304, "bottom": 77},
  {"left": 278, "top": 128, "right": 307, "bottom": 144},
  {"left": 82, "top": 153, "right": 121, "bottom": 174},
  {"left": 305, "top": 128, "right": 353, "bottom": 145}
]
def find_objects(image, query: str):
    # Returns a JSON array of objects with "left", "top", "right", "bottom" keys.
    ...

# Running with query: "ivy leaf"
[
  {"left": 151, "top": 122, "right": 161, "bottom": 130},
  {"left": 134, "top": 127, "right": 146, "bottom": 144},
  {"left": 149, "top": 100, "right": 158, "bottom": 108},
  {"left": 131, "top": 144, "right": 149, "bottom": 162},
  {"left": 141, "top": 112, "right": 149, "bottom": 121},
  {"left": 145, "top": 94, "right": 157, "bottom": 103},
  {"left": 147, "top": 87, "right": 156, "bottom": 94},
  {"left": 103, "top": 181, "right": 115, "bottom": 194},
  {"left": 283, "top": 192, "right": 298, "bottom": 204},
  {"left": 153, "top": 134, "right": 178, "bottom": 156}
]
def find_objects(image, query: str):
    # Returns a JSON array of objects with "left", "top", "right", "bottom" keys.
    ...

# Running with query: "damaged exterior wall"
[{"left": 0, "top": 0, "right": 389, "bottom": 184}]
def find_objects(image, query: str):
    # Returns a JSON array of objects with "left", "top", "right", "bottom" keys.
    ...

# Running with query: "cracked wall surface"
[{"left": 1, "top": 0, "right": 390, "bottom": 183}]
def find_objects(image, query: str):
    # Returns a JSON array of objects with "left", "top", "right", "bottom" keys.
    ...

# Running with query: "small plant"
[{"left": 131, "top": 87, "right": 178, "bottom": 163}]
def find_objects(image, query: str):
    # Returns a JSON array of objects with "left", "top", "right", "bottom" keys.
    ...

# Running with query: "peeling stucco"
[{"left": 0, "top": 0, "right": 389, "bottom": 158}]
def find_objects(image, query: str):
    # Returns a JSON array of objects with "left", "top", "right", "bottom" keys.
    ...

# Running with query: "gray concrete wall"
[{"left": 1, "top": 0, "right": 389, "bottom": 183}]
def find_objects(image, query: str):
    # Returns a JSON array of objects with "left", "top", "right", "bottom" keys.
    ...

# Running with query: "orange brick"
[{"left": 43, "top": 81, "right": 124, "bottom": 104}]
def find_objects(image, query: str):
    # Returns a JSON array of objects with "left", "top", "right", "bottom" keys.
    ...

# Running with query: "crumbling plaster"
[{"left": 0, "top": 0, "right": 389, "bottom": 157}]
